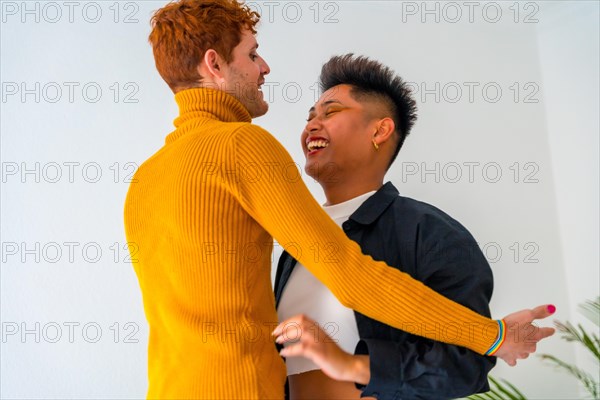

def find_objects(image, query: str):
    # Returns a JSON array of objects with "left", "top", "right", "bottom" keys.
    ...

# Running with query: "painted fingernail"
[{"left": 547, "top": 304, "right": 556, "bottom": 314}]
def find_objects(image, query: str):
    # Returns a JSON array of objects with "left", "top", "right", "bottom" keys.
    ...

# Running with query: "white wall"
[
  {"left": 536, "top": 1, "right": 600, "bottom": 396},
  {"left": 1, "top": 1, "right": 597, "bottom": 398}
]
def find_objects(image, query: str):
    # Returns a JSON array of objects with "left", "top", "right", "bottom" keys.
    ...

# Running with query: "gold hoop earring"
[{"left": 372, "top": 139, "right": 379, "bottom": 151}]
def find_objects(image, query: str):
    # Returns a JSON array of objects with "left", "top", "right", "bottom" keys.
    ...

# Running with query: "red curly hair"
[{"left": 149, "top": 0, "right": 260, "bottom": 93}]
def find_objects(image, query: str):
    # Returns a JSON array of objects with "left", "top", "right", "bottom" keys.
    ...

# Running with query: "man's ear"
[
  {"left": 198, "top": 49, "right": 226, "bottom": 82},
  {"left": 373, "top": 117, "right": 396, "bottom": 146}
]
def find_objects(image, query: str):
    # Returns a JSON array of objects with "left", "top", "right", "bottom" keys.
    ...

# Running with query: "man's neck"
[{"left": 321, "top": 180, "right": 383, "bottom": 206}]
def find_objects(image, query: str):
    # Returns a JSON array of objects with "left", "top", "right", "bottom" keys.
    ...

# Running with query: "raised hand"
[{"left": 495, "top": 304, "right": 556, "bottom": 366}]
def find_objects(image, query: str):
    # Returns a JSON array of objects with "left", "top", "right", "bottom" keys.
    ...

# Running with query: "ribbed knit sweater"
[{"left": 124, "top": 88, "right": 499, "bottom": 399}]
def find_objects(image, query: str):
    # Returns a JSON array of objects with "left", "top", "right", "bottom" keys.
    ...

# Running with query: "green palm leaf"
[
  {"left": 539, "top": 297, "right": 600, "bottom": 399},
  {"left": 467, "top": 298, "right": 600, "bottom": 400},
  {"left": 467, "top": 376, "right": 527, "bottom": 400}
]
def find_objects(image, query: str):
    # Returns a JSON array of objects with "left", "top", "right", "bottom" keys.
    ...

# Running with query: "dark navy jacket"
[{"left": 274, "top": 182, "right": 495, "bottom": 400}]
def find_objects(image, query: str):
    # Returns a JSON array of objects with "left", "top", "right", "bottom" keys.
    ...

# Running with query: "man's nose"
[
  {"left": 304, "top": 118, "right": 321, "bottom": 133},
  {"left": 260, "top": 56, "right": 270, "bottom": 75}
]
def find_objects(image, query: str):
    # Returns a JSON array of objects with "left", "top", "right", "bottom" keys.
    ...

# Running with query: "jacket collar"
[{"left": 348, "top": 182, "right": 399, "bottom": 225}]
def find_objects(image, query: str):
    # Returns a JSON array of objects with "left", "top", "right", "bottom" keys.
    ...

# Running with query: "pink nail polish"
[{"left": 547, "top": 304, "right": 556, "bottom": 314}]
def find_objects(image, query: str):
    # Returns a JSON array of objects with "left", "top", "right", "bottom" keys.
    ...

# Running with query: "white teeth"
[{"left": 307, "top": 140, "right": 329, "bottom": 151}]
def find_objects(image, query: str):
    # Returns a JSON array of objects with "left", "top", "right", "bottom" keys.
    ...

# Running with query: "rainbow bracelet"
[{"left": 485, "top": 319, "right": 507, "bottom": 356}]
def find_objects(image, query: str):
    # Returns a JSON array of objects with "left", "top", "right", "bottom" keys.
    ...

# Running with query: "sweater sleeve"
[{"left": 227, "top": 124, "right": 498, "bottom": 355}]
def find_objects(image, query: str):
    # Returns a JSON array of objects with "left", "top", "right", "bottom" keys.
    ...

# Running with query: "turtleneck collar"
[{"left": 167, "top": 88, "right": 252, "bottom": 144}]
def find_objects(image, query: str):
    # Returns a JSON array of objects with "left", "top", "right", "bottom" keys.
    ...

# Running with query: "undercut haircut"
[{"left": 319, "top": 54, "right": 418, "bottom": 168}]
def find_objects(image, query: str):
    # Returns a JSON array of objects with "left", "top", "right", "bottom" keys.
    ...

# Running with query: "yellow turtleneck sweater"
[{"left": 124, "top": 88, "right": 499, "bottom": 399}]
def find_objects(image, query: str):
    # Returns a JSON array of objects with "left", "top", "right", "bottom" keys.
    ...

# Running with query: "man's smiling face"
[
  {"left": 301, "top": 84, "right": 382, "bottom": 183},
  {"left": 220, "top": 29, "right": 271, "bottom": 118}
]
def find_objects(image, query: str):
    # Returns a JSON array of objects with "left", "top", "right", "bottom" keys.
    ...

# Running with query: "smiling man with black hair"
[{"left": 275, "top": 54, "right": 498, "bottom": 400}]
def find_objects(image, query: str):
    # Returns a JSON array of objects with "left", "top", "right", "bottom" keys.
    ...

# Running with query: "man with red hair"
[{"left": 124, "top": 1, "right": 554, "bottom": 398}]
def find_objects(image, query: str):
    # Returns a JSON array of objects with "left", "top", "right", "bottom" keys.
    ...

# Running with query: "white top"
[{"left": 277, "top": 191, "right": 376, "bottom": 376}]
